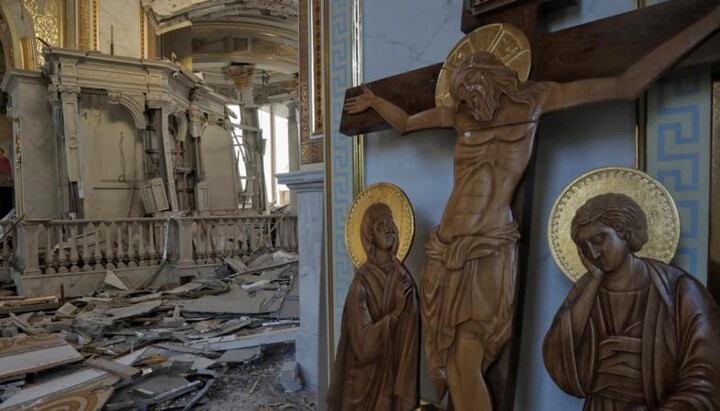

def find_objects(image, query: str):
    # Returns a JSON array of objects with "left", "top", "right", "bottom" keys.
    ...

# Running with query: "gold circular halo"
[
  {"left": 548, "top": 167, "right": 680, "bottom": 282},
  {"left": 345, "top": 183, "right": 415, "bottom": 269},
  {"left": 435, "top": 23, "right": 532, "bottom": 108}
]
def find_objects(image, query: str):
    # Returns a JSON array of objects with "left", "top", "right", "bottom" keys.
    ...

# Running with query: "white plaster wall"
[
  {"left": 13, "top": 77, "right": 59, "bottom": 219},
  {"left": 200, "top": 125, "right": 238, "bottom": 212},
  {"left": 97, "top": 0, "right": 142, "bottom": 58},
  {"left": 362, "top": 0, "right": 638, "bottom": 408},
  {"left": 79, "top": 94, "right": 144, "bottom": 219}
]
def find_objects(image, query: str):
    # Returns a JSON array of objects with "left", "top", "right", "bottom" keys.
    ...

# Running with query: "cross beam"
[{"left": 340, "top": 0, "right": 720, "bottom": 136}]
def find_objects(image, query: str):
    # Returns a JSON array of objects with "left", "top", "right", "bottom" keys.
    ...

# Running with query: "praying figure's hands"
[{"left": 344, "top": 86, "right": 374, "bottom": 114}]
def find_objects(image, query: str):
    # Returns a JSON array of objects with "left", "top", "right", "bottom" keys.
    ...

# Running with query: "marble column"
[
  {"left": 286, "top": 100, "right": 300, "bottom": 215},
  {"left": 276, "top": 169, "right": 327, "bottom": 408}
]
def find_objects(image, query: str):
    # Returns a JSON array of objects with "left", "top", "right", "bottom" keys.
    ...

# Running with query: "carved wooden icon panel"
[{"left": 544, "top": 169, "right": 720, "bottom": 410}]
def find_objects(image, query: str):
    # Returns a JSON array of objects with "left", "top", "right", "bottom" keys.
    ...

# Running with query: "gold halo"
[
  {"left": 345, "top": 183, "right": 415, "bottom": 269},
  {"left": 435, "top": 23, "right": 532, "bottom": 108},
  {"left": 548, "top": 167, "right": 680, "bottom": 283}
]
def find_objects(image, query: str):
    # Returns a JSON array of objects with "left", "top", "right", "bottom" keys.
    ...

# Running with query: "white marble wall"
[
  {"left": 97, "top": 0, "right": 143, "bottom": 58},
  {"left": 3, "top": 72, "right": 60, "bottom": 219},
  {"left": 79, "top": 94, "right": 145, "bottom": 219},
  {"left": 201, "top": 125, "right": 239, "bottom": 213},
  {"left": 276, "top": 170, "right": 326, "bottom": 406}
]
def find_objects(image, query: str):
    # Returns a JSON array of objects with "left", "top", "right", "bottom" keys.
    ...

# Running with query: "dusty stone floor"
[{"left": 194, "top": 343, "right": 317, "bottom": 411}]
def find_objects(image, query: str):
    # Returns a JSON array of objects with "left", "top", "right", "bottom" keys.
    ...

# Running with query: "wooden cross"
[
  {"left": 339, "top": 0, "right": 720, "bottom": 410},
  {"left": 341, "top": 0, "right": 720, "bottom": 135}
]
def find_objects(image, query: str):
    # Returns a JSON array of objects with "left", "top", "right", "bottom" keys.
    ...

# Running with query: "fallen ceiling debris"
[{"left": 0, "top": 250, "right": 305, "bottom": 410}]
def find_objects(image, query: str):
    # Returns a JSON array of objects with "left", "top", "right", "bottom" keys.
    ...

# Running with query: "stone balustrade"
[{"left": 15, "top": 215, "right": 297, "bottom": 275}]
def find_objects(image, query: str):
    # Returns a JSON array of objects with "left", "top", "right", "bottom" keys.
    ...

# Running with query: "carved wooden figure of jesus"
[
  {"left": 543, "top": 193, "right": 720, "bottom": 410},
  {"left": 343, "top": 8, "right": 720, "bottom": 411}
]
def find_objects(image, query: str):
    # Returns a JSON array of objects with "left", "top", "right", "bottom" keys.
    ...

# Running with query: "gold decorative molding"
[
  {"left": 92, "top": 0, "right": 98, "bottom": 51},
  {"left": 147, "top": 20, "right": 156, "bottom": 58},
  {"left": 140, "top": 6, "right": 146, "bottom": 58},
  {"left": 709, "top": 80, "right": 720, "bottom": 301},
  {"left": 223, "top": 64, "right": 256, "bottom": 90},
  {"left": 78, "top": 0, "right": 90, "bottom": 50},
  {"left": 299, "top": 0, "right": 320, "bottom": 165},
  {"left": 20, "top": 37, "right": 34, "bottom": 70},
  {"left": 22, "top": 0, "right": 63, "bottom": 67},
  {"left": 312, "top": 0, "right": 323, "bottom": 135},
  {"left": 253, "top": 39, "right": 297, "bottom": 59},
  {"left": 352, "top": 0, "right": 364, "bottom": 195},
  {"left": 634, "top": 0, "right": 647, "bottom": 171}
]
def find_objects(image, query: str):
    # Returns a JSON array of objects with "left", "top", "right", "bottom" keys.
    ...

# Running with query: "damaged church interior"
[{"left": 0, "top": 0, "right": 720, "bottom": 410}]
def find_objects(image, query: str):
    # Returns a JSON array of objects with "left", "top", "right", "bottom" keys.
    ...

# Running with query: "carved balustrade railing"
[
  {"left": 16, "top": 214, "right": 298, "bottom": 275},
  {"left": 175, "top": 215, "right": 298, "bottom": 265}
]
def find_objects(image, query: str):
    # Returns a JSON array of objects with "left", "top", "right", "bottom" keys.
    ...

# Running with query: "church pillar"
[
  {"left": 287, "top": 99, "right": 300, "bottom": 214},
  {"left": 276, "top": 169, "right": 327, "bottom": 405},
  {"left": 224, "top": 64, "right": 267, "bottom": 211}
]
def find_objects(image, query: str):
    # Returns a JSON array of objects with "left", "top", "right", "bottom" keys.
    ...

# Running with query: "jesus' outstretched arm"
[{"left": 344, "top": 86, "right": 455, "bottom": 135}]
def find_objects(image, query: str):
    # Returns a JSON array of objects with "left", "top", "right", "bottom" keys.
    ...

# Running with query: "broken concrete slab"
[
  {"left": 84, "top": 358, "right": 141, "bottom": 379},
  {"left": 177, "top": 283, "right": 284, "bottom": 315},
  {"left": 189, "top": 326, "right": 298, "bottom": 351},
  {"left": 55, "top": 302, "right": 79, "bottom": 319},
  {"left": 104, "top": 270, "right": 130, "bottom": 291},
  {"left": 217, "top": 346, "right": 262, "bottom": 364},
  {"left": 0, "top": 334, "right": 83, "bottom": 380}
]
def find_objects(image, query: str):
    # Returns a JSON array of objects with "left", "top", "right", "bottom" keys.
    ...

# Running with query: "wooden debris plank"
[
  {"left": 0, "top": 334, "right": 83, "bottom": 379},
  {"left": 84, "top": 358, "right": 141, "bottom": 379},
  {"left": 0, "top": 348, "right": 148, "bottom": 410},
  {"left": 0, "top": 369, "right": 118, "bottom": 410}
]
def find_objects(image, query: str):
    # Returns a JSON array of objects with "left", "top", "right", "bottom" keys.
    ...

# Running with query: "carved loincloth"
[{"left": 421, "top": 222, "right": 520, "bottom": 377}]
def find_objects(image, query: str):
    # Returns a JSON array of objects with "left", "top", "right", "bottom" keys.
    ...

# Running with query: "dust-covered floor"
[{"left": 194, "top": 343, "right": 317, "bottom": 411}]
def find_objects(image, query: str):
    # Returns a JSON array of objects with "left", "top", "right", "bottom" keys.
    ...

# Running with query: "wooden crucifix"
[{"left": 339, "top": 1, "right": 720, "bottom": 410}]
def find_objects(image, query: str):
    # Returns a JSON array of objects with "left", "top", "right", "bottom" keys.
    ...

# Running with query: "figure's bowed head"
[{"left": 570, "top": 193, "right": 649, "bottom": 280}]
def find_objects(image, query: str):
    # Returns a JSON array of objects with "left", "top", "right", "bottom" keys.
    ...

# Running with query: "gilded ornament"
[
  {"left": 345, "top": 183, "right": 414, "bottom": 268},
  {"left": 435, "top": 23, "right": 531, "bottom": 107},
  {"left": 548, "top": 167, "right": 680, "bottom": 282}
]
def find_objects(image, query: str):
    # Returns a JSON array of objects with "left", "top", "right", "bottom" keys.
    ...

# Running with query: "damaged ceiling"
[{"left": 142, "top": 0, "right": 299, "bottom": 104}]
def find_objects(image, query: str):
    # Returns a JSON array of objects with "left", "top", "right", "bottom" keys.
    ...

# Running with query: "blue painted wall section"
[
  {"left": 646, "top": 73, "right": 711, "bottom": 283},
  {"left": 328, "top": 0, "right": 355, "bottom": 347}
]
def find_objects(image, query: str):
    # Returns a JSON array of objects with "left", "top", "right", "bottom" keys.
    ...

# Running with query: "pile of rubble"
[{"left": 0, "top": 250, "right": 306, "bottom": 410}]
